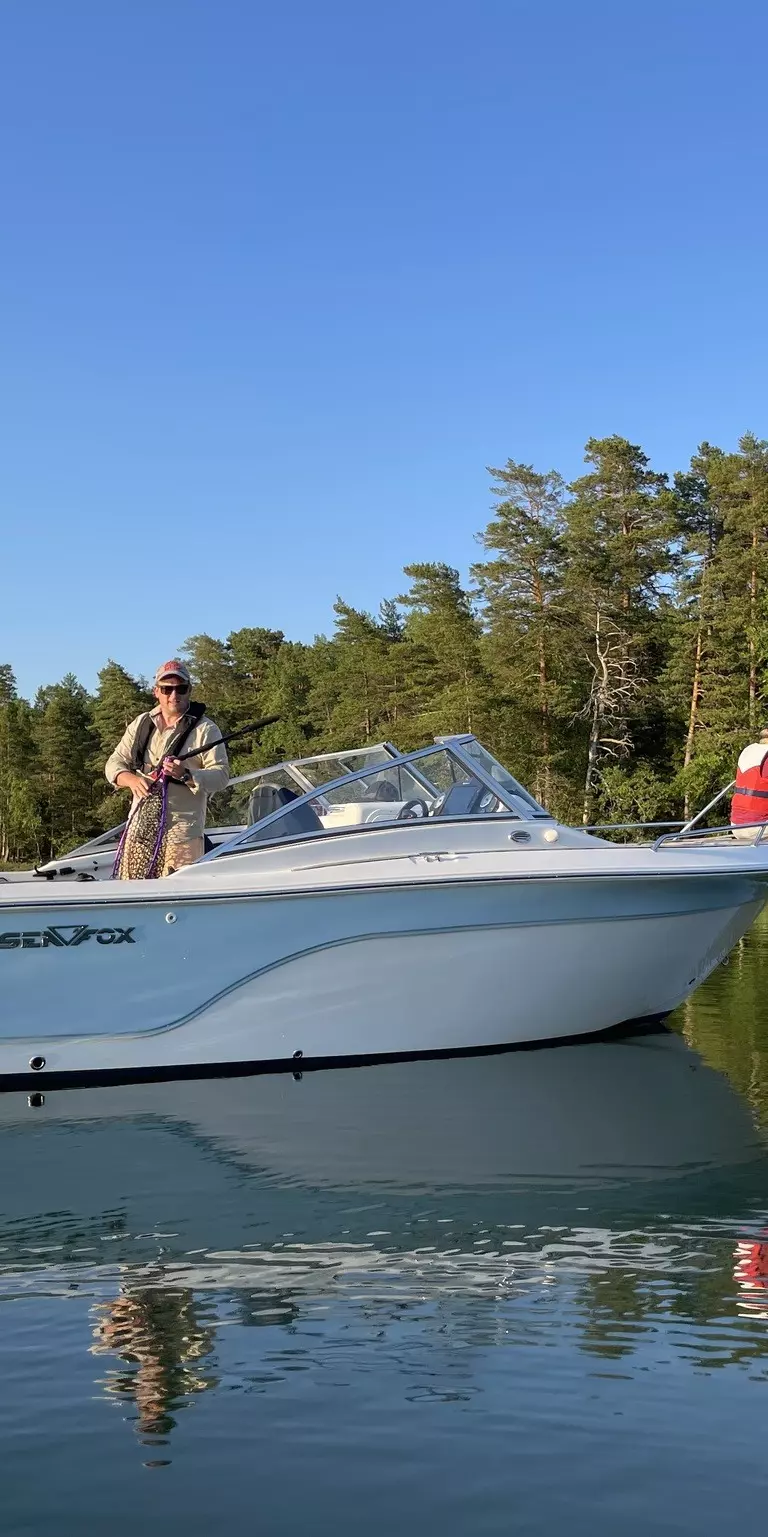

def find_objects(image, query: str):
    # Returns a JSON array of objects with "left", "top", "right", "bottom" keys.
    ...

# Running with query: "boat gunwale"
[{"left": 2, "top": 857, "right": 768, "bottom": 912}]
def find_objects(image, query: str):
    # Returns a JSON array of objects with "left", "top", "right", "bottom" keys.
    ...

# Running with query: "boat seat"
[
  {"left": 362, "top": 780, "right": 400, "bottom": 802},
  {"left": 247, "top": 783, "right": 324, "bottom": 834},
  {"left": 320, "top": 801, "right": 409, "bottom": 828},
  {"left": 432, "top": 782, "right": 486, "bottom": 817}
]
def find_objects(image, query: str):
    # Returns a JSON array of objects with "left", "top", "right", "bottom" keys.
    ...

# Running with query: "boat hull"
[{"left": 0, "top": 872, "right": 764, "bottom": 1087}]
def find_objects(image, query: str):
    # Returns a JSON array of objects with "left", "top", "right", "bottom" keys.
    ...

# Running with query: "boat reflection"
[
  {"left": 0, "top": 1029, "right": 764, "bottom": 1203},
  {"left": 3, "top": 1029, "right": 768, "bottom": 1454}
]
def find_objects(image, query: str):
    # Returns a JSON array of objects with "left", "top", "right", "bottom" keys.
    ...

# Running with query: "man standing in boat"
[
  {"left": 105, "top": 660, "right": 229, "bottom": 877},
  {"left": 731, "top": 727, "right": 768, "bottom": 839}
]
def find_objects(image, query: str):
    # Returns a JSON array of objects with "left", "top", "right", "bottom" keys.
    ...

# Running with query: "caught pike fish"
[{"left": 112, "top": 776, "right": 171, "bottom": 880}]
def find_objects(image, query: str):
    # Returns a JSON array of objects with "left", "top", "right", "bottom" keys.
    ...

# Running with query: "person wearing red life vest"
[{"left": 731, "top": 728, "right": 768, "bottom": 837}]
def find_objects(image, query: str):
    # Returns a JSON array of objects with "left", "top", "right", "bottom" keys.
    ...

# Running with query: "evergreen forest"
[{"left": 2, "top": 432, "right": 767, "bottom": 867}]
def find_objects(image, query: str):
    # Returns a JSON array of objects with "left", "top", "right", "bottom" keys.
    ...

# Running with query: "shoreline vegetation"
[{"left": 1, "top": 432, "right": 765, "bottom": 866}]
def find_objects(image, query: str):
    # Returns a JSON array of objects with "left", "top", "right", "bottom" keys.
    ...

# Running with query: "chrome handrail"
[
  {"left": 678, "top": 781, "right": 736, "bottom": 834},
  {"left": 592, "top": 779, "right": 742, "bottom": 846},
  {"left": 585, "top": 821, "right": 685, "bottom": 833},
  {"left": 654, "top": 820, "right": 768, "bottom": 850}
]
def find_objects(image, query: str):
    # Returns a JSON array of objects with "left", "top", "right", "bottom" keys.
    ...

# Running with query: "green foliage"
[
  {"left": 398, "top": 563, "right": 490, "bottom": 743},
  {"left": 35, "top": 674, "right": 100, "bottom": 855},
  {"left": 473, "top": 461, "right": 570, "bottom": 807},
  {"left": 0, "top": 692, "right": 41, "bottom": 864},
  {"left": 92, "top": 661, "right": 153, "bottom": 757},
  {"left": 2, "top": 429, "right": 767, "bottom": 868}
]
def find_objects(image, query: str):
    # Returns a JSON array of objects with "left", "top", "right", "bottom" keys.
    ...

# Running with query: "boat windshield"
[
  {"left": 207, "top": 739, "right": 548, "bottom": 859},
  {"left": 297, "top": 746, "right": 399, "bottom": 787},
  {"left": 441, "top": 737, "right": 547, "bottom": 818},
  {"left": 56, "top": 825, "right": 126, "bottom": 858},
  {"left": 212, "top": 764, "right": 311, "bottom": 827},
  {"left": 208, "top": 744, "right": 401, "bottom": 827}
]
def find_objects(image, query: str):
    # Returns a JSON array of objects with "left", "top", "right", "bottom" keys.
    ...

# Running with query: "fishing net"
[{"left": 112, "top": 777, "right": 170, "bottom": 880}]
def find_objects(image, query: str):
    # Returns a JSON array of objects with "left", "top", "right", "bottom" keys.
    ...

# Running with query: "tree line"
[{"left": 2, "top": 431, "right": 766, "bottom": 865}]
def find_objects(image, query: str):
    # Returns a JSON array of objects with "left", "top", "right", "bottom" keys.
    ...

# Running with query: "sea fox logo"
[{"left": 0, "top": 926, "right": 135, "bottom": 950}]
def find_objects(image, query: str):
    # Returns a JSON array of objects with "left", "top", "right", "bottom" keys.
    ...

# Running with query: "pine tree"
[
  {"left": 92, "top": 661, "right": 153, "bottom": 757},
  {"left": 260, "top": 640, "right": 318, "bottom": 760},
  {"left": 395, "top": 563, "right": 489, "bottom": 742},
  {"left": 678, "top": 435, "right": 768, "bottom": 804},
  {"left": 0, "top": 664, "right": 16, "bottom": 705},
  {"left": 90, "top": 661, "right": 154, "bottom": 828},
  {"left": 34, "top": 674, "right": 100, "bottom": 855},
  {"left": 664, "top": 446, "right": 727, "bottom": 813},
  {"left": 327, "top": 600, "right": 395, "bottom": 745},
  {"left": 181, "top": 634, "right": 238, "bottom": 730},
  {"left": 0, "top": 669, "right": 41, "bottom": 864},
  {"left": 473, "top": 461, "right": 568, "bottom": 807},
  {"left": 563, "top": 436, "right": 676, "bottom": 822}
]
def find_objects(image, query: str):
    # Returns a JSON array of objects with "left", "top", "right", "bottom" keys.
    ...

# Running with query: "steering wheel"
[
  {"left": 397, "top": 798, "right": 430, "bottom": 821},
  {"left": 478, "top": 789, "right": 502, "bottom": 813}
]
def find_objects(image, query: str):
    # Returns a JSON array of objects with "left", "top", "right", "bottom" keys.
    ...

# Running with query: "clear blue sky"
[{"left": 2, "top": 0, "right": 767, "bottom": 699}]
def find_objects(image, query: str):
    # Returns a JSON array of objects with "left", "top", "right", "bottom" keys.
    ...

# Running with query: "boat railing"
[
  {"left": 653, "top": 821, "right": 768, "bottom": 850},
  {"left": 586, "top": 821, "right": 685, "bottom": 836},
  {"left": 588, "top": 779, "right": 742, "bottom": 846}
]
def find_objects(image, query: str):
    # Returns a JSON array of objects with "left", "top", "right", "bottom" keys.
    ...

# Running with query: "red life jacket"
[
  {"left": 731, "top": 743, "right": 768, "bottom": 825},
  {"left": 736, "top": 1241, "right": 768, "bottom": 1283}
]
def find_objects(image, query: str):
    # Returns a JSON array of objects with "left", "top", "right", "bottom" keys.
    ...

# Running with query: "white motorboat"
[{"left": 1, "top": 733, "right": 767, "bottom": 1088}]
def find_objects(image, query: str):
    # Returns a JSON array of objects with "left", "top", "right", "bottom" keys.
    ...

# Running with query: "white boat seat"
[{"left": 320, "top": 801, "right": 410, "bottom": 829}]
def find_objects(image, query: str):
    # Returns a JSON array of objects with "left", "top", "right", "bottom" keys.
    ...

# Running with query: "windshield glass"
[
  {"left": 297, "top": 746, "right": 398, "bottom": 787},
  {"left": 61, "top": 825, "right": 126, "bottom": 857},
  {"left": 208, "top": 765, "right": 308, "bottom": 828},
  {"left": 213, "top": 743, "right": 525, "bottom": 856},
  {"left": 450, "top": 739, "right": 549, "bottom": 817}
]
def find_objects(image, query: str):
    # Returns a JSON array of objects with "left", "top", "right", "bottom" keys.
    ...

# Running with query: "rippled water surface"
[{"left": 3, "top": 924, "right": 768, "bottom": 1535}]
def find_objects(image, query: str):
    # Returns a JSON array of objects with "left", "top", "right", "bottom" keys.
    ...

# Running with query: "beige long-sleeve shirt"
[{"left": 105, "top": 708, "right": 230, "bottom": 839}]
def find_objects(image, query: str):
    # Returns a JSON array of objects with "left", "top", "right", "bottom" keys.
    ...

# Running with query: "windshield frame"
[
  {"left": 202, "top": 737, "right": 551, "bottom": 862},
  {"left": 435, "top": 735, "right": 549, "bottom": 820}
]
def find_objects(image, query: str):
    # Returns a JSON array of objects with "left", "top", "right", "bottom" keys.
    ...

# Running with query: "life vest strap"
[
  {"left": 733, "top": 786, "right": 768, "bottom": 799},
  {"left": 131, "top": 702, "right": 207, "bottom": 773}
]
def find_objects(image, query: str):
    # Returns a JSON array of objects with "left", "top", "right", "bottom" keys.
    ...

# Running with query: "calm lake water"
[{"left": 2, "top": 925, "right": 768, "bottom": 1536}]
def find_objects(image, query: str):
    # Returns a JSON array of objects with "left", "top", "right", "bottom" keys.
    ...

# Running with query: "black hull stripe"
[{"left": 0, "top": 1013, "right": 670, "bottom": 1094}]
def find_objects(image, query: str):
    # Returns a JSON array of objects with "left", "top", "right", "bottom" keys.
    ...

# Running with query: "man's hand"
[
  {"left": 116, "top": 771, "right": 152, "bottom": 799},
  {"left": 163, "top": 757, "right": 191, "bottom": 782}
]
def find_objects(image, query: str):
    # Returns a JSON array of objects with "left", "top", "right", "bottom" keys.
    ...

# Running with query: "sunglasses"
[{"left": 158, "top": 683, "right": 190, "bottom": 695}]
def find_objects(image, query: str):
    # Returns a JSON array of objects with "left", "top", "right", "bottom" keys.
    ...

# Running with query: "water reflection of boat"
[
  {"left": 0, "top": 1035, "right": 764, "bottom": 1262},
  {"left": 4, "top": 1036, "right": 768, "bottom": 1456}
]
